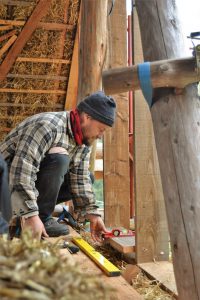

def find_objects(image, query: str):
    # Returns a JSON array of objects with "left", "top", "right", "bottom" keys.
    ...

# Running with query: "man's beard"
[{"left": 82, "top": 137, "right": 93, "bottom": 146}]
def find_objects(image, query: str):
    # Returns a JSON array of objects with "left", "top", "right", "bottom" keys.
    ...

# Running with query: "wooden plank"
[
  {"left": 0, "top": 19, "right": 73, "bottom": 31},
  {"left": 0, "top": 103, "right": 63, "bottom": 108},
  {"left": 48, "top": 229, "right": 143, "bottom": 300},
  {"left": 0, "top": 34, "right": 17, "bottom": 58},
  {"left": 0, "top": 0, "right": 52, "bottom": 81},
  {"left": 139, "top": 261, "right": 178, "bottom": 296},
  {"left": 0, "top": 25, "right": 13, "bottom": 31},
  {"left": 6, "top": 73, "right": 67, "bottom": 81},
  {"left": 133, "top": 8, "right": 169, "bottom": 264},
  {"left": 104, "top": 0, "right": 130, "bottom": 228},
  {"left": 0, "top": 29, "right": 16, "bottom": 43},
  {"left": 77, "top": 0, "right": 108, "bottom": 173},
  {"left": 136, "top": 0, "right": 200, "bottom": 298},
  {"left": 16, "top": 57, "right": 70, "bottom": 64},
  {"left": 77, "top": 0, "right": 108, "bottom": 101},
  {"left": 0, "top": 0, "right": 35, "bottom": 6},
  {"left": 65, "top": 21, "right": 79, "bottom": 110},
  {"left": 103, "top": 56, "right": 199, "bottom": 94},
  {"left": 0, "top": 88, "right": 66, "bottom": 94},
  {"left": 108, "top": 236, "right": 135, "bottom": 254},
  {"left": 52, "top": 0, "right": 69, "bottom": 103}
]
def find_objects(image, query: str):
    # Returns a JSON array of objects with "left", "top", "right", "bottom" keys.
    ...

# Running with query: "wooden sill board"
[
  {"left": 108, "top": 235, "right": 135, "bottom": 254},
  {"left": 48, "top": 228, "right": 142, "bottom": 300},
  {"left": 138, "top": 261, "right": 178, "bottom": 297}
]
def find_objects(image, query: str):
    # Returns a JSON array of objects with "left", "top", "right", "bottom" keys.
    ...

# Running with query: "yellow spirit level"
[{"left": 72, "top": 237, "right": 121, "bottom": 277}]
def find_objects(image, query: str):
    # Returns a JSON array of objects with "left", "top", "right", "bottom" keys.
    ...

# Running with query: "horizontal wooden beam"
[
  {"left": 0, "top": 103, "right": 63, "bottom": 108},
  {"left": 16, "top": 57, "right": 70, "bottom": 64},
  {"left": 0, "top": 25, "right": 13, "bottom": 31},
  {"left": 0, "top": 29, "right": 16, "bottom": 42},
  {"left": 6, "top": 73, "right": 68, "bottom": 81},
  {"left": 0, "top": 34, "right": 17, "bottom": 58},
  {"left": 0, "top": 19, "right": 74, "bottom": 31},
  {"left": 103, "top": 57, "right": 200, "bottom": 94},
  {"left": 0, "top": 88, "right": 66, "bottom": 94},
  {"left": 0, "top": 0, "right": 35, "bottom": 6}
]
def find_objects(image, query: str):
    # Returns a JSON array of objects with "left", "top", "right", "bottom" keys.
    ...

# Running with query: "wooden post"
[
  {"left": 132, "top": 8, "right": 169, "bottom": 264},
  {"left": 104, "top": 0, "right": 130, "bottom": 228},
  {"left": 136, "top": 0, "right": 200, "bottom": 298},
  {"left": 77, "top": 0, "right": 108, "bottom": 173},
  {"left": 78, "top": 0, "right": 108, "bottom": 101}
]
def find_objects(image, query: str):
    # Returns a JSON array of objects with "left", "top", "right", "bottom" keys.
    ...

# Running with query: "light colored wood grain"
[
  {"left": 109, "top": 236, "right": 135, "bottom": 254},
  {"left": 139, "top": 261, "right": 177, "bottom": 296},
  {"left": 0, "top": 19, "right": 73, "bottom": 31},
  {"left": 0, "top": 88, "right": 65, "bottom": 94},
  {"left": 0, "top": 29, "right": 16, "bottom": 43},
  {"left": 104, "top": 0, "right": 130, "bottom": 229},
  {"left": 0, "top": 25, "right": 13, "bottom": 31},
  {"left": 6, "top": 73, "right": 67, "bottom": 81},
  {"left": 134, "top": 8, "right": 168, "bottom": 264},
  {"left": 16, "top": 57, "right": 70, "bottom": 64},
  {"left": 65, "top": 21, "right": 79, "bottom": 110},
  {"left": 0, "top": 34, "right": 17, "bottom": 58}
]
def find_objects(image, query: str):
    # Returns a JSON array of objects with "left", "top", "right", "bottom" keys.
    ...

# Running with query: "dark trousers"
[{"left": 35, "top": 154, "right": 71, "bottom": 221}]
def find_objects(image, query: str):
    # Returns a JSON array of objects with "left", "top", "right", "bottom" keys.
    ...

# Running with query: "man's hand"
[
  {"left": 22, "top": 215, "right": 49, "bottom": 239},
  {"left": 85, "top": 214, "right": 108, "bottom": 242}
]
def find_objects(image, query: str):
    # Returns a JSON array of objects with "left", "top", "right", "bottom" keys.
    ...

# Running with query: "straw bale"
[
  {"left": 0, "top": 5, "right": 7, "bottom": 18},
  {"left": 0, "top": 231, "right": 115, "bottom": 299}
]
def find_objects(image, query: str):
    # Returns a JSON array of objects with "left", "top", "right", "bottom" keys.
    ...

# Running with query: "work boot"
[{"left": 43, "top": 217, "right": 69, "bottom": 237}]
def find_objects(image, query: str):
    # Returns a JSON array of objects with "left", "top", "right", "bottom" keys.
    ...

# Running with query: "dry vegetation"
[
  {"left": 0, "top": 231, "right": 114, "bottom": 300},
  {"left": 0, "top": 0, "right": 80, "bottom": 140}
]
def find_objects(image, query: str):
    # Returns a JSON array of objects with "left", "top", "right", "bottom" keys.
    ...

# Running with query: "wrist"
[{"left": 85, "top": 213, "right": 101, "bottom": 221}]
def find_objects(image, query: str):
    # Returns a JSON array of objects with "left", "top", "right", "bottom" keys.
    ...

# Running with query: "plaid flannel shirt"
[{"left": 0, "top": 111, "right": 99, "bottom": 218}]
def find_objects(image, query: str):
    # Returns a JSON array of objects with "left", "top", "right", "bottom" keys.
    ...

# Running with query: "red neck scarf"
[{"left": 70, "top": 109, "right": 83, "bottom": 145}]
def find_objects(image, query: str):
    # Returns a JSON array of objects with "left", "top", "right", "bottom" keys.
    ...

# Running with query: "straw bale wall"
[{"left": 0, "top": 0, "right": 80, "bottom": 140}]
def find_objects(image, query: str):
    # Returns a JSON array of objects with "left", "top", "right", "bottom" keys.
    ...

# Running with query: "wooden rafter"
[
  {"left": 0, "top": 88, "right": 66, "bottom": 94},
  {"left": 0, "top": 35, "right": 17, "bottom": 58},
  {"left": 0, "top": 19, "right": 73, "bottom": 31},
  {"left": 6, "top": 73, "right": 67, "bottom": 81},
  {"left": 0, "top": 0, "right": 35, "bottom": 6},
  {"left": 0, "top": 29, "right": 16, "bottom": 43},
  {"left": 15, "top": 57, "right": 70, "bottom": 64}
]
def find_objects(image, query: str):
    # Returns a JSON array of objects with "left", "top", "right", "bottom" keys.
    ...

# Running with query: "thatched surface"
[{"left": 0, "top": 0, "right": 80, "bottom": 140}]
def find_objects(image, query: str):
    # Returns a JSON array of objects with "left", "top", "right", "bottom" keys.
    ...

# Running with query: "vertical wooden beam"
[
  {"left": 0, "top": 0, "right": 52, "bottom": 81},
  {"left": 134, "top": 9, "right": 169, "bottom": 263},
  {"left": 65, "top": 19, "right": 80, "bottom": 110},
  {"left": 77, "top": 0, "right": 108, "bottom": 101},
  {"left": 77, "top": 0, "right": 108, "bottom": 173},
  {"left": 104, "top": 0, "right": 130, "bottom": 228},
  {"left": 136, "top": 0, "right": 200, "bottom": 298}
]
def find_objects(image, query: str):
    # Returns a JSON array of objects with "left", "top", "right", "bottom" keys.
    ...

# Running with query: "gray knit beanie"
[{"left": 77, "top": 91, "right": 116, "bottom": 127}]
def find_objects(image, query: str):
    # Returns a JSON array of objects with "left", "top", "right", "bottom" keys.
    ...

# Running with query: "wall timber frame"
[
  {"left": 133, "top": 9, "right": 169, "bottom": 264},
  {"left": 104, "top": 0, "right": 130, "bottom": 228}
]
